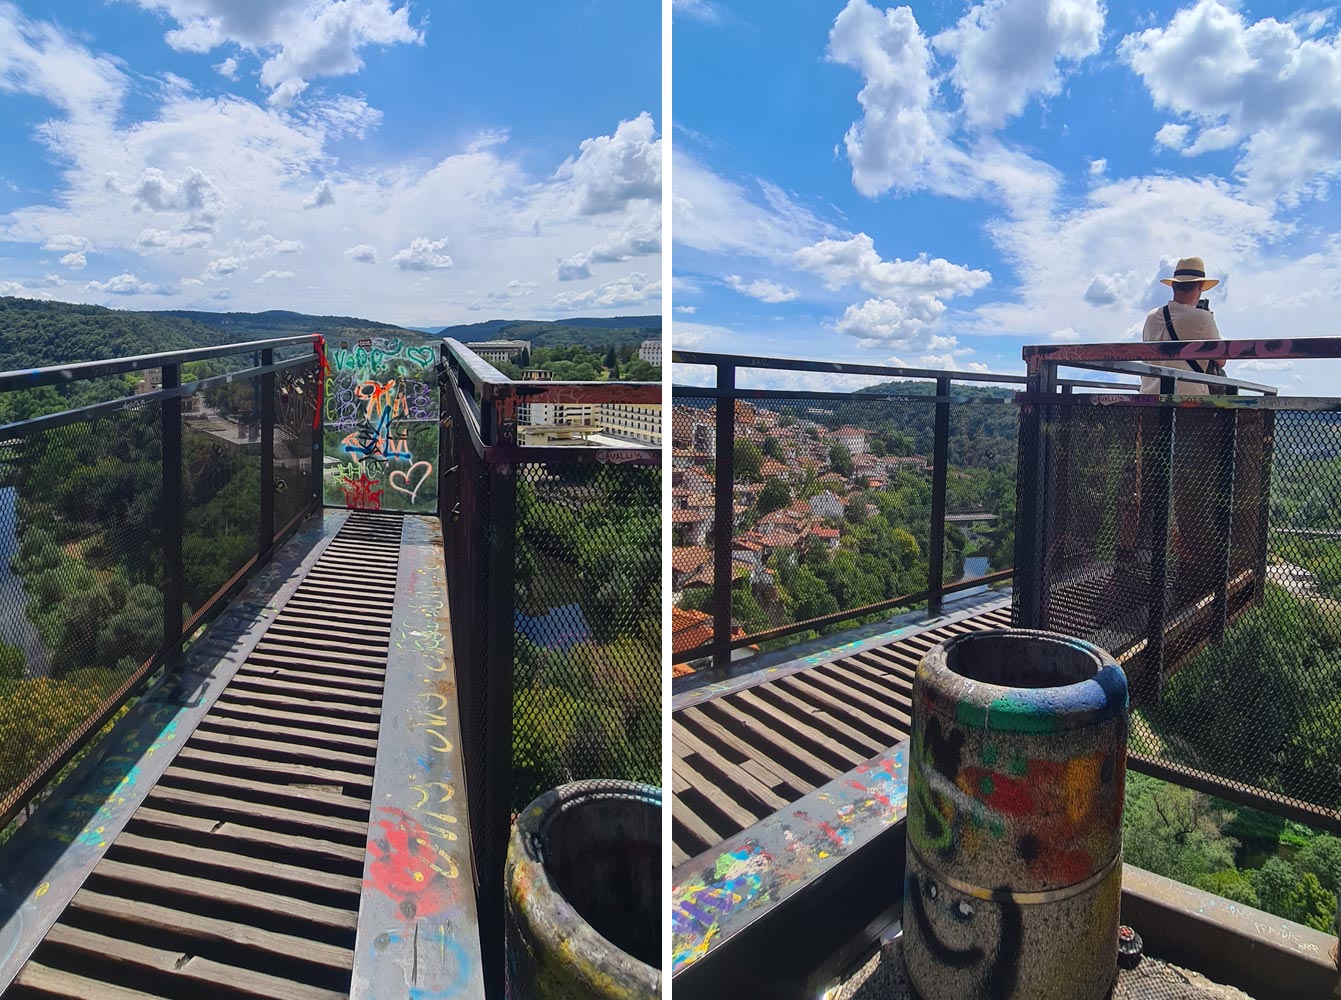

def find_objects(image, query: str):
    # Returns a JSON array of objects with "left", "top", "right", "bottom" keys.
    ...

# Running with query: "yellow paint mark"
[
  {"left": 34, "top": 882, "right": 49, "bottom": 899},
  {"left": 426, "top": 730, "right": 453, "bottom": 753}
]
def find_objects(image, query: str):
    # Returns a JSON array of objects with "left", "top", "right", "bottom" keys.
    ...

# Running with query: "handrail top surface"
[{"left": 0, "top": 334, "right": 320, "bottom": 392}]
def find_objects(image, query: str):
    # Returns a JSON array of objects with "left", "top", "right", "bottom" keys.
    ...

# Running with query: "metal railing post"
[
  {"left": 1142, "top": 374, "right": 1177, "bottom": 702},
  {"left": 1014, "top": 361, "right": 1056, "bottom": 629},
  {"left": 1213, "top": 400, "right": 1239, "bottom": 642},
  {"left": 258, "top": 348, "right": 275, "bottom": 556},
  {"left": 161, "top": 362, "right": 183, "bottom": 650},
  {"left": 927, "top": 377, "right": 951, "bottom": 616},
  {"left": 712, "top": 363, "right": 737, "bottom": 670}
]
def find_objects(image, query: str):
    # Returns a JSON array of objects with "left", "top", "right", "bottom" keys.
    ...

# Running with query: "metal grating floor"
[
  {"left": 6, "top": 512, "right": 404, "bottom": 1000},
  {"left": 671, "top": 603, "right": 1014, "bottom": 865}
]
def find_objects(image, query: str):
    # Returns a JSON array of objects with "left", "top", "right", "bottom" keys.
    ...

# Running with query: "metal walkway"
[
  {"left": 670, "top": 601, "right": 1013, "bottom": 865},
  {"left": 1, "top": 512, "right": 447, "bottom": 999}
]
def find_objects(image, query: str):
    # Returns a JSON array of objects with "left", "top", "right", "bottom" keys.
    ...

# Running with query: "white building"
[
  {"left": 638, "top": 339, "right": 662, "bottom": 367},
  {"left": 465, "top": 340, "right": 530, "bottom": 364}
]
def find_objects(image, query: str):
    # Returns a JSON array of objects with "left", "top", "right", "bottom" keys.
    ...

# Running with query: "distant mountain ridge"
[{"left": 438, "top": 315, "right": 660, "bottom": 351}]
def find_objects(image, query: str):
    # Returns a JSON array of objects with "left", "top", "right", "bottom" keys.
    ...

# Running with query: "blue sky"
[
  {"left": 0, "top": 1, "right": 661, "bottom": 327},
  {"left": 672, "top": 0, "right": 1341, "bottom": 393}
]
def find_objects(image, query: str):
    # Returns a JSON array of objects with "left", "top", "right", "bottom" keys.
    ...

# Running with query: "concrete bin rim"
[
  {"left": 919, "top": 629, "right": 1128, "bottom": 733},
  {"left": 507, "top": 780, "right": 663, "bottom": 992}
]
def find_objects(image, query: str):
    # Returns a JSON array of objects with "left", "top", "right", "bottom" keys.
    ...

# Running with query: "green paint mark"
[
  {"left": 980, "top": 775, "right": 994, "bottom": 797},
  {"left": 955, "top": 696, "right": 1064, "bottom": 733},
  {"left": 989, "top": 819, "right": 1005, "bottom": 838},
  {"left": 981, "top": 743, "right": 998, "bottom": 765},
  {"left": 1008, "top": 754, "right": 1028, "bottom": 777}
]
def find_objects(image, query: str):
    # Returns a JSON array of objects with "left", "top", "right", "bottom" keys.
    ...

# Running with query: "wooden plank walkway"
[
  {"left": 1, "top": 512, "right": 478, "bottom": 1000},
  {"left": 670, "top": 602, "right": 1013, "bottom": 865}
]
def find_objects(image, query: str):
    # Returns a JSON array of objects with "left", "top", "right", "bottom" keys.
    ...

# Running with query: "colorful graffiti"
[
  {"left": 324, "top": 337, "right": 438, "bottom": 512},
  {"left": 670, "top": 840, "right": 774, "bottom": 974}
]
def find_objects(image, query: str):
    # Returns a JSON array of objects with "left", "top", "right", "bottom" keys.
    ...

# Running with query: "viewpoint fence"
[
  {"left": 669, "top": 351, "right": 1143, "bottom": 673},
  {"left": 0, "top": 336, "right": 322, "bottom": 831},
  {"left": 1016, "top": 337, "right": 1341, "bottom": 833},
  {"left": 438, "top": 338, "right": 661, "bottom": 994}
]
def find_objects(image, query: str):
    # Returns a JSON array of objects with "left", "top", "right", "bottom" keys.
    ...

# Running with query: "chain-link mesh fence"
[
  {"left": 0, "top": 400, "right": 166, "bottom": 826},
  {"left": 1018, "top": 396, "right": 1341, "bottom": 831},
  {"left": 273, "top": 360, "right": 320, "bottom": 540},
  {"left": 0, "top": 346, "right": 321, "bottom": 830},
  {"left": 671, "top": 386, "right": 1019, "bottom": 668},
  {"left": 183, "top": 374, "right": 262, "bottom": 615},
  {"left": 512, "top": 461, "right": 661, "bottom": 810}
]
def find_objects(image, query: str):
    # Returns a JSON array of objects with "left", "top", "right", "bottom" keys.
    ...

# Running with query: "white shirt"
[{"left": 1140, "top": 300, "right": 1222, "bottom": 394}]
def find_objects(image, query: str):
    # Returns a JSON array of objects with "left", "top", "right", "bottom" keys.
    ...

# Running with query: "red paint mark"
[
  {"left": 818, "top": 821, "right": 847, "bottom": 849},
  {"left": 313, "top": 334, "right": 330, "bottom": 429},
  {"left": 340, "top": 472, "right": 383, "bottom": 510},
  {"left": 365, "top": 807, "right": 455, "bottom": 918}
]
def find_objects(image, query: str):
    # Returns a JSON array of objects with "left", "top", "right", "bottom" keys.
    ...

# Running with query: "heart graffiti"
[{"left": 389, "top": 460, "right": 433, "bottom": 502}]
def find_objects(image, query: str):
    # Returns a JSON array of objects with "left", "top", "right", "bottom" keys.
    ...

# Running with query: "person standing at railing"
[{"left": 1139, "top": 256, "right": 1223, "bottom": 394}]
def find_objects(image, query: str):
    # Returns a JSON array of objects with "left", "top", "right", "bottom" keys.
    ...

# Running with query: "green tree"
[
  {"left": 1195, "top": 869, "right": 1259, "bottom": 907},
  {"left": 604, "top": 345, "right": 619, "bottom": 375},
  {"left": 1296, "top": 835, "right": 1341, "bottom": 894},
  {"left": 1284, "top": 872, "right": 1338, "bottom": 932},
  {"left": 762, "top": 436, "right": 784, "bottom": 461},
  {"left": 829, "top": 441, "right": 853, "bottom": 477},
  {"left": 758, "top": 478, "right": 790, "bottom": 516},
  {"left": 0, "top": 642, "right": 24, "bottom": 681},
  {"left": 1251, "top": 857, "right": 1301, "bottom": 916},
  {"left": 735, "top": 439, "right": 764, "bottom": 482}
]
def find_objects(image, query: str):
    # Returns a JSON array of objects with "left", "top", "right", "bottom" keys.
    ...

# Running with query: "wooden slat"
[
  {"left": 145, "top": 784, "right": 368, "bottom": 839},
  {"left": 678, "top": 709, "right": 815, "bottom": 795},
  {"left": 130, "top": 807, "right": 365, "bottom": 866},
  {"left": 733, "top": 689, "right": 869, "bottom": 770},
  {"left": 208, "top": 699, "right": 381, "bottom": 737},
  {"left": 172, "top": 747, "right": 374, "bottom": 793},
  {"left": 111, "top": 832, "right": 361, "bottom": 898},
  {"left": 194, "top": 716, "right": 380, "bottom": 753},
  {"left": 36, "top": 923, "right": 346, "bottom": 1000},
  {"left": 88, "top": 859, "right": 357, "bottom": 932},
  {"left": 14, "top": 961, "right": 172, "bottom": 999},
  {"left": 187, "top": 730, "right": 376, "bottom": 771}
]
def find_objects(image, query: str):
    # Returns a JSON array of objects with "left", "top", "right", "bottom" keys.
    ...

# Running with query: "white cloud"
[
  {"left": 1088, "top": 157, "right": 1107, "bottom": 175},
  {"left": 674, "top": 0, "right": 723, "bottom": 22},
  {"left": 1121, "top": 0, "right": 1341, "bottom": 198},
  {"left": 1154, "top": 122, "right": 1190, "bottom": 150},
  {"left": 833, "top": 295, "right": 949, "bottom": 350},
  {"left": 124, "top": 166, "right": 222, "bottom": 230},
  {"left": 214, "top": 55, "right": 239, "bottom": 79},
  {"left": 552, "top": 271, "right": 660, "bottom": 310},
  {"left": 59, "top": 251, "right": 86, "bottom": 269},
  {"left": 303, "top": 179, "right": 334, "bottom": 209},
  {"left": 345, "top": 244, "right": 378, "bottom": 263},
  {"left": 391, "top": 236, "right": 453, "bottom": 271},
  {"left": 794, "top": 232, "right": 991, "bottom": 298},
  {"left": 85, "top": 272, "right": 163, "bottom": 295},
  {"left": 725, "top": 275, "right": 799, "bottom": 303},
  {"left": 0, "top": 2, "right": 125, "bottom": 123},
  {"left": 675, "top": 304, "right": 697, "bottom": 313},
  {"left": 128, "top": 0, "right": 423, "bottom": 106},
  {"left": 934, "top": 0, "right": 1105, "bottom": 131},
  {"left": 556, "top": 215, "right": 660, "bottom": 280},
  {"left": 827, "top": 1, "right": 949, "bottom": 197},
  {"left": 556, "top": 112, "right": 661, "bottom": 215},
  {"left": 202, "top": 255, "right": 242, "bottom": 279},
  {"left": 43, "top": 233, "right": 90, "bottom": 252},
  {"left": 137, "top": 227, "right": 212, "bottom": 253},
  {"left": 254, "top": 269, "right": 294, "bottom": 283}
]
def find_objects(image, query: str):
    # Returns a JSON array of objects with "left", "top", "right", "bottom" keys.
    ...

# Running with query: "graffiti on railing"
[{"left": 324, "top": 337, "right": 438, "bottom": 512}]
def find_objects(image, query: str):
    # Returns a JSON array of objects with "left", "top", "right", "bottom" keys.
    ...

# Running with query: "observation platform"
[{"left": 0, "top": 510, "right": 484, "bottom": 1000}]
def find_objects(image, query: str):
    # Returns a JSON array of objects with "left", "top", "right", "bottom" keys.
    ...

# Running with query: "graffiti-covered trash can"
[
  {"left": 505, "top": 780, "right": 661, "bottom": 999},
  {"left": 904, "top": 630, "right": 1129, "bottom": 1000}
]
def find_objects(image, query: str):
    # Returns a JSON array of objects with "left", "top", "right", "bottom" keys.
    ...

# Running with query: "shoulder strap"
[{"left": 1162, "top": 305, "right": 1206, "bottom": 375}]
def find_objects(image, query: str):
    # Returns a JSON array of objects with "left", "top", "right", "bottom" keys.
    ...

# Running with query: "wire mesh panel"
[
  {"left": 512, "top": 460, "right": 661, "bottom": 810},
  {"left": 0, "top": 401, "right": 165, "bottom": 825},
  {"left": 182, "top": 375, "right": 262, "bottom": 616},
  {"left": 670, "top": 397, "right": 717, "bottom": 660},
  {"left": 323, "top": 336, "right": 438, "bottom": 513},
  {"left": 944, "top": 400, "right": 1018, "bottom": 590},
  {"left": 272, "top": 359, "right": 320, "bottom": 539},
  {"left": 1019, "top": 395, "right": 1341, "bottom": 830}
]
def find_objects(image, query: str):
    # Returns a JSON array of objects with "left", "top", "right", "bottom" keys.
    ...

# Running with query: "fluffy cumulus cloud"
[
  {"left": 724, "top": 275, "right": 799, "bottom": 303},
  {"left": 833, "top": 295, "right": 950, "bottom": 350},
  {"left": 827, "top": 0, "right": 948, "bottom": 197},
  {"left": 1121, "top": 0, "right": 1341, "bottom": 199},
  {"left": 391, "top": 237, "right": 454, "bottom": 271},
  {"left": 795, "top": 233, "right": 991, "bottom": 298},
  {"left": 557, "top": 112, "right": 661, "bottom": 215},
  {"left": 934, "top": 0, "right": 1105, "bottom": 131},
  {"left": 127, "top": 0, "right": 423, "bottom": 105},
  {"left": 0, "top": 4, "right": 661, "bottom": 320},
  {"left": 552, "top": 271, "right": 660, "bottom": 311}
]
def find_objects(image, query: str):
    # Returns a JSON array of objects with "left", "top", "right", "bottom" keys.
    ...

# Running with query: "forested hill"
[
  {"left": 0, "top": 298, "right": 417, "bottom": 370},
  {"left": 438, "top": 315, "right": 660, "bottom": 351}
]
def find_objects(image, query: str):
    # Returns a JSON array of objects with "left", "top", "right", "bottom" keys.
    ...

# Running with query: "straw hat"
[{"left": 1159, "top": 256, "right": 1219, "bottom": 290}]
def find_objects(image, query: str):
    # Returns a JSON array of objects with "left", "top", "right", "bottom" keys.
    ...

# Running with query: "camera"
[{"left": 1196, "top": 298, "right": 1210, "bottom": 311}]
